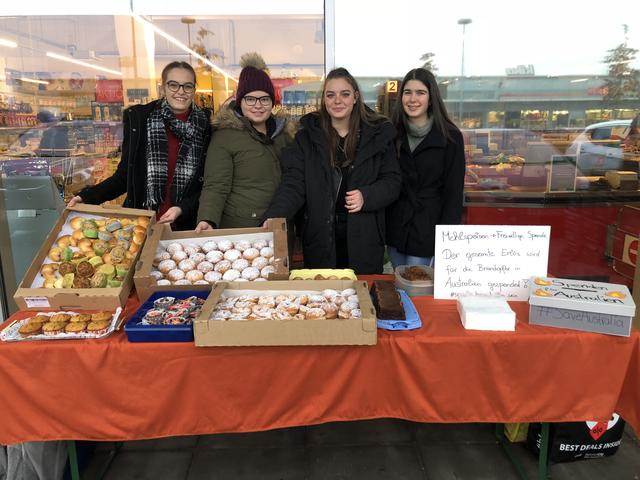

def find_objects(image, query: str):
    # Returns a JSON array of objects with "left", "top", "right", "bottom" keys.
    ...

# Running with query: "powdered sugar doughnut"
[
  {"left": 272, "top": 310, "right": 292, "bottom": 320},
  {"left": 242, "top": 248, "right": 260, "bottom": 261},
  {"left": 178, "top": 259, "right": 196, "bottom": 272},
  {"left": 217, "top": 239, "right": 233, "bottom": 252},
  {"left": 341, "top": 288, "right": 356, "bottom": 297},
  {"left": 185, "top": 270, "right": 204, "bottom": 283},
  {"left": 333, "top": 295, "right": 346, "bottom": 306},
  {"left": 350, "top": 308, "right": 362, "bottom": 318},
  {"left": 206, "top": 250, "right": 224, "bottom": 263},
  {"left": 251, "top": 305, "right": 273, "bottom": 319},
  {"left": 157, "top": 279, "right": 171, "bottom": 286},
  {"left": 296, "top": 294, "right": 309, "bottom": 305},
  {"left": 214, "top": 260, "right": 232, "bottom": 273},
  {"left": 166, "top": 242, "right": 184, "bottom": 255},
  {"left": 338, "top": 309, "right": 351, "bottom": 319},
  {"left": 305, "top": 307, "right": 325, "bottom": 320},
  {"left": 153, "top": 251, "right": 171, "bottom": 266},
  {"left": 340, "top": 301, "right": 357, "bottom": 313},
  {"left": 194, "top": 279, "right": 209, "bottom": 285},
  {"left": 309, "top": 294, "right": 326, "bottom": 304},
  {"left": 172, "top": 250, "right": 188, "bottom": 262},
  {"left": 234, "top": 240, "right": 251, "bottom": 252},
  {"left": 167, "top": 269, "right": 185, "bottom": 282},
  {"left": 204, "top": 271, "right": 222, "bottom": 283},
  {"left": 158, "top": 259, "right": 177, "bottom": 274},
  {"left": 222, "top": 269, "right": 241, "bottom": 281},
  {"left": 212, "top": 309, "right": 232, "bottom": 321},
  {"left": 197, "top": 261, "right": 214, "bottom": 273},
  {"left": 347, "top": 295, "right": 359, "bottom": 305},
  {"left": 322, "top": 289, "right": 339, "bottom": 301},
  {"left": 232, "top": 258, "right": 249, "bottom": 271},
  {"left": 277, "top": 301, "right": 299, "bottom": 315},
  {"left": 251, "top": 256, "right": 269, "bottom": 269},
  {"left": 174, "top": 279, "right": 192, "bottom": 285},
  {"left": 260, "top": 265, "right": 275, "bottom": 279},
  {"left": 189, "top": 252, "right": 206, "bottom": 264},
  {"left": 223, "top": 249, "right": 242, "bottom": 262},
  {"left": 322, "top": 303, "right": 339, "bottom": 319},
  {"left": 268, "top": 240, "right": 274, "bottom": 248},
  {"left": 260, "top": 246, "right": 274, "bottom": 258},
  {"left": 184, "top": 244, "right": 200, "bottom": 256},
  {"left": 252, "top": 239, "right": 268, "bottom": 250},
  {"left": 258, "top": 296, "right": 276, "bottom": 307},
  {"left": 241, "top": 266, "right": 260, "bottom": 280},
  {"left": 150, "top": 270, "right": 164, "bottom": 281},
  {"left": 202, "top": 240, "right": 218, "bottom": 253}
]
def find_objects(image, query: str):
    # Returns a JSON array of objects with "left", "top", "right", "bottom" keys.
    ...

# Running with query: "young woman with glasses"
[
  {"left": 68, "top": 61, "right": 211, "bottom": 230},
  {"left": 196, "top": 55, "right": 294, "bottom": 231},
  {"left": 262, "top": 67, "right": 401, "bottom": 274},
  {"left": 385, "top": 68, "right": 465, "bottom": 268}
]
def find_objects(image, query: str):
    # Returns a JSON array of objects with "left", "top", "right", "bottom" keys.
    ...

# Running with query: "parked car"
[{"left": 567, "top": 117, "right": 637, "bottom": 175}]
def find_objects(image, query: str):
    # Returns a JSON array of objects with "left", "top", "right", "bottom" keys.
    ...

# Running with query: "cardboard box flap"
[
  {"left": 528, "top": 277, "right": 635, "bottom": 317},
  {"left": 67, "top": 204, "right": 155, "bottom": 218}
]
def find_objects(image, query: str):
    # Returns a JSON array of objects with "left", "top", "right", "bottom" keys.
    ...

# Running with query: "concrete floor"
[{"left": 82, "top": 420, "right": 640, "bottom": 479}]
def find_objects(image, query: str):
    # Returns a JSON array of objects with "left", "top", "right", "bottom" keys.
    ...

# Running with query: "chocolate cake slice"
[{"left": 371, "top": 280, "right": 405, "bottom": 320}]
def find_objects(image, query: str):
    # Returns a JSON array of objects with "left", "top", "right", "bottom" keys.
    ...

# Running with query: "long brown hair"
[
  {"left": 319, "top": 67, "right": 382, "bottom": 166},
  {"left": 391, "top": 68, "right": 457, "bottom": 145}
]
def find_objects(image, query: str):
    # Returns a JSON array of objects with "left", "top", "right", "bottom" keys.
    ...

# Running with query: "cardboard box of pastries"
[
  {"left": 134, "top": 218, "right": 289, "bottom": 303},
  {"left": 14, "top": 204, "right": 155, "bottom": 311},
  {"left": 194, "top": 279, "right": 376, "bottom": 346}
]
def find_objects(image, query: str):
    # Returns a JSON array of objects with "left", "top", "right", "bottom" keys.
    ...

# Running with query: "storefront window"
[{"left": 0, "top": 5, "right": 324, "bottom": 316}]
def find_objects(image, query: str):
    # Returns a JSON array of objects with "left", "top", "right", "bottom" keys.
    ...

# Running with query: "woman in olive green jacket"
[{"left": 196, "top": 64, "right": 294, "bottom": 230}]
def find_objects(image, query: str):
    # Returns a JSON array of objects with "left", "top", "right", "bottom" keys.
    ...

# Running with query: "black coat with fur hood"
[{"left": 263, "top": 112, "right": 401, "bottom": 274}]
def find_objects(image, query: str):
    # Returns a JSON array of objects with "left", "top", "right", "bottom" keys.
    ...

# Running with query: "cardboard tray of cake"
[
  {"left": 14, "top": 204, "right": 154, "bottom": 311},
  {"left": 194, "top": 279, "right": 376, "bottom": 346},
  {"left": 134, "top": 218, "right": 289, "bottom": 302}
]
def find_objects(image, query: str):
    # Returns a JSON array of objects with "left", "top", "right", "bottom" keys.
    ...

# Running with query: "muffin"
[
  {"left": 65, "top": 322, "right": 87, "bottom": 334},
  {"left": 42, "top": 322, "right": 66, "bottom": 335},
  {"left": 91, "top": 311, "right": 112, "bottom": 322},
  {"left": 50, "top": 313, "right": 71, "bottom": 323},
  {"left": 29, "top": 314, "right": 50, "bottom": 324},
  {"left": 19, "top": 321, "right": 43, "bottom": 336},
  {"left": 86, "top": 320, "right": 110, "bottom": 335},
  {"left": 70, "top": 313, "right": 91, "bottom": 323}
]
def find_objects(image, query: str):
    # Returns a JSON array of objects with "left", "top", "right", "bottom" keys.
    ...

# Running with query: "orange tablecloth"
[{"left": 1, "top": 288, "right": 639, "bottom": 444}]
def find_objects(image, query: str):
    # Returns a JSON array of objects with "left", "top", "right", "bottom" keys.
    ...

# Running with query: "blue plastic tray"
[
  {"left": 124, "top": 290, "right": 209, "bottom": 342},
  {"left": 376, "top": 289, "right": 422, "bottom": 331}
]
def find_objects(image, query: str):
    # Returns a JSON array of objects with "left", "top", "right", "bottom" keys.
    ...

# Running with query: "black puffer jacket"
[
  {"left": 386, "top": 125, "right": 465, "bottom": 257},
  {"left": 78, "top": 100, "right": 212, "bottom": 230},
  {"left": 263, "top": 112, "right": 401, "bottom": 274}
]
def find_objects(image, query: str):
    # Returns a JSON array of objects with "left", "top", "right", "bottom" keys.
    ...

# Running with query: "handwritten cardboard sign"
[{"left": 434, "top": 225, "right": 551, "bottom": 301}]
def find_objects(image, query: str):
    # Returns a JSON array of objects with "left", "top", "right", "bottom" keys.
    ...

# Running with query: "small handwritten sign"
[{"left": 434, "top": 225, "right": 551, "bottom": 301}]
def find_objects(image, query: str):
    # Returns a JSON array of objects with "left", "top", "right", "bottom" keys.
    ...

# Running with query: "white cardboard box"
[
  {"left": 528, "top": 277, "right": 635, "bottom": 337},
  {"left": 457, "top": 296, "right": 516, "bottom": 331}
]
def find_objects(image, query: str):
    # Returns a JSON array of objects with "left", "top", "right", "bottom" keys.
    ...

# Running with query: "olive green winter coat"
[{"left": 197, "top": 104, "right": 295, "bottom": 228}]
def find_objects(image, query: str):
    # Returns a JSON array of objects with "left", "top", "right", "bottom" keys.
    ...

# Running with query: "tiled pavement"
[{"left": 82, "top": 420, "right": 640, "bottom": 479}]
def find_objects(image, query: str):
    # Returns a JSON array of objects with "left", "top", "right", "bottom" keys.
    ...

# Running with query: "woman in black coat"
[
  {"left": 68, "top": 62, "right": 212, "bottom": 231},
  {"left": 386, "top": 68, "right": 465, "bottom": 267},
  {"left": 263, "top": 68, "right": 401, "bottom": 274}
]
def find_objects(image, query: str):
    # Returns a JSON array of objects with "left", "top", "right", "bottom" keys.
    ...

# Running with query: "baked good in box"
[
  {"left": 50, "top": 313, "right": 71, "bottom": 323},
  {"left": 371, "top": 280, "right": 405, "bottom": 320},
  {"left": 70, "top": 314, "right": 91, "bottom": 323}
]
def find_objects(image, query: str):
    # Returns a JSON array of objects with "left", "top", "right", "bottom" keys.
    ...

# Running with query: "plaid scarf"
[{"left": 145, "top": 99, "right": 209, "bottom": 210}]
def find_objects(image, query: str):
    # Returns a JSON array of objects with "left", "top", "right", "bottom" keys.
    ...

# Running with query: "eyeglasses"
[
  {"left": 166, "top": 81, "right": 195, "bottom": 94},
  {"left": 243, "top": 95, "right": 272, "bottom": 107}
]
